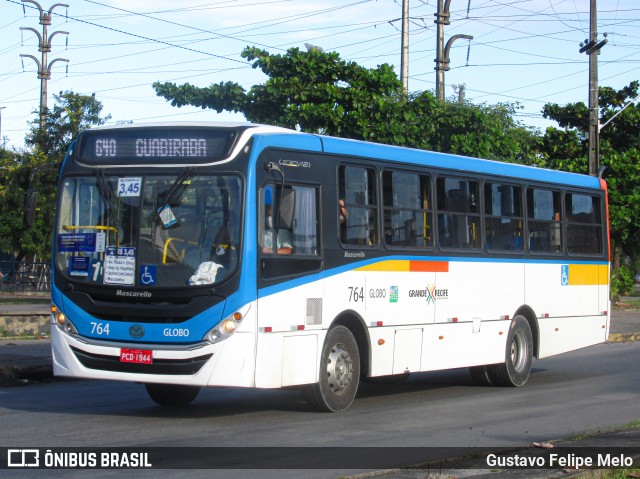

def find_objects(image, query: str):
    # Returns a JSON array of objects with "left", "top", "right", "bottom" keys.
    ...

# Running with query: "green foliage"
[
  {"left": 0, "top": 91, "right": 110, "bottom": 261},
  {"left": 540, "top": 81, "right": 640, "bottom": 294},
  {"left": 154, "top": 47, "right": 537, "bottom": 163},
  {"left": 611, "top": 264, "right": 635, "bottom": 298},
  {"left": 0, "top": 149, "right": 58, "bottom": 260},
  {"left": 25, "top": 91, "right": 111, "bottom": 159}
]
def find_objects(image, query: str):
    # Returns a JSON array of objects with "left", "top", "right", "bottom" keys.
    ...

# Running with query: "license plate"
[{"left": 120, "top": 348, "right": 153, "bottom": 364}]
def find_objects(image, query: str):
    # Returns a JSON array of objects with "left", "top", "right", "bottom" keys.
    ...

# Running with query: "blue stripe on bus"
[
  {"left": 257, "top": 255, "right": 609, "bottom": 299},
  {"left": 254, "top": 133, "right": 601, "bottom": 189},
  {"left": 319, "top": 136, "right": 600, "bottom": 189}
]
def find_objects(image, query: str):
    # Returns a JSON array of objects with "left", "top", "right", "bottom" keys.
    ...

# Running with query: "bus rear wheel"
[
  {"left": 305, "top": 325, "right": 360, "bottom": 412},
  {"left": 489, "top": 315, "right": 533, "bottom": 387},
  {"left": 145, "top": 383, "right": 200, "bottom": 407}
]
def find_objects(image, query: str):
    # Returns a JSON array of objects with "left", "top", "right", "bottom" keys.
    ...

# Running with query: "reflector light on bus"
[
  {"left": 264, "top": 327, "right": 273, "bottom": 333},
  {"left": 297, "top": 325, "right": 305, "bottom": 331},
  {"left": 500, "top": 315, "right": 510, "bottom": 320},
  {"left": 376, "top": 321, "right": 383, "bottom": 327}
]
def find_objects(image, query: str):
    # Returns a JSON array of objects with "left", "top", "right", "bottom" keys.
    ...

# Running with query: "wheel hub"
[{"left": 326, "top": 343, "right": 353, "bottom": 394}]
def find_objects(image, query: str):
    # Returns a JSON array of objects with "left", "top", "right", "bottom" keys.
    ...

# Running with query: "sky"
[{"left": 1, "top": 0, "right": 639, "bottom": 151}]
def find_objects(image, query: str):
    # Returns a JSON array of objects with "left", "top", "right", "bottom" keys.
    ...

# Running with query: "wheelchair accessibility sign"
[
  {"left": 561, "top": 265, "right": 569, "bottom": 286},
  {"left": 140, "top": 265, "right": 156, "bottom": 286}
]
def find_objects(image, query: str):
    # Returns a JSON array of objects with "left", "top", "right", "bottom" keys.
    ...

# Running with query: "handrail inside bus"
[{"left": 62, "top": 225, "right": 119, "bottom": 247}]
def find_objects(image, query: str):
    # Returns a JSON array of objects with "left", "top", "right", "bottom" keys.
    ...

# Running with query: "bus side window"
[
  {"left": 526, "top": 188, "right": 562, "bottom": 254},
  {"left": 382, "top": 170, "right": 432, "bottom": 248},
  {"left": 484, "top": 182, "right": 523, "bottom": 252},
  {"left": 566, "top": 193, "right": 602, "bottom": 255},
  {"left": 436, "top": 177, "right": 480, "bottom": 250}
]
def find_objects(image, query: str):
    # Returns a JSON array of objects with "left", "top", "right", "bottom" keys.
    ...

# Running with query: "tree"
[
  {"left": 540, "top": 81, "right": 640, "bottom": 297},
  {"left": 25, "top": 90, "right": 111, "bottom": 159},
  {"left": 154, "top": 47, "right": 538, "bottom": 163},
  {"left": 0, "top": 91, "right": 111, "bottom": 263}
]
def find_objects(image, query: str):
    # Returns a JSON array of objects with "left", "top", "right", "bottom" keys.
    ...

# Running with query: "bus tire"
[
  {"left": 145, "top": 383, "right": 200, "bottom": 407},
  {"left": 305, "top": 325, "right": 360, "bottom": 412},
  {"left": 469, "top": 365, "right": 495, "bottom": 386},
  {"left": 489, "top": 315, "right": 533, "bottom": 387}
]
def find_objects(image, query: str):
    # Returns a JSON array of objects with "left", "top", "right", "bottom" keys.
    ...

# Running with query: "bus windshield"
[{"left": 55, "top": 172, "right": 242, "bottom": 288}]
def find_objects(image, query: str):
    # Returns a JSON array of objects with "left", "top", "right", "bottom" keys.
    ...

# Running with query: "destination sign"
[{"left": 77, "top": 127, "right": 238, "bottom": 164}]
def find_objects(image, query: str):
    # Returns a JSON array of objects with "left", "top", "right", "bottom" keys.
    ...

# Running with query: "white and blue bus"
[{"left": 50, "top": 123, "right": 610, "bottom": 411}]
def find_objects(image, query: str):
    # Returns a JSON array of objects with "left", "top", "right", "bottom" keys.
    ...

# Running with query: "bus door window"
[
  {"left": 259, "top": 184, "right": 319, "bottom": 257},
  {"left": 526, "top": 188, "right": 562, "bottom": 254},
  {"left": 338, "top": 165, "right": 377, "bottom": 246},
  {"left": 436, "top": 177, "right": 480, "bottom": 249},
  {"left": 291, "top": 186, "right": 318, "bottom": 255},
  {"left": 260, "top": 185, "right": 293, "bottom": 255},
  {"left": 484, "top": 183, "right": 523, "bottom": 252}
]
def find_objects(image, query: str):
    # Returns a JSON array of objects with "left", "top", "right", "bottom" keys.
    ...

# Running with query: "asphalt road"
[{"left": 1, "top": 341, "right": 639, "bottom": 478}]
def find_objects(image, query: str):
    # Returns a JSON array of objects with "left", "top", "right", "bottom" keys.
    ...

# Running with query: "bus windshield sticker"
[
  {"left": 117, "top": 177, "right": 142, "bottom": 197},
  {"left": 104, "top": 247, "right": 136, "bottom": 285},
  {"left": 140, "top": 265, "right": 156, "bottom": 286},
  {"left": 69, "top": 256, "right": 90, "bottom": 277},
  {"left": 96, "top": 232, "right": 106, "bottom": 253},
  {"left": 157, "top": 205, "right": 177, "bottom": 228},
  {"left": 58, "top": 233, "right": 97, "bottom": 253}
]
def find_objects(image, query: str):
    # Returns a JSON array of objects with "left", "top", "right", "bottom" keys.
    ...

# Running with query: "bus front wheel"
[
  {"left": 305, "top": 325, "right": 360, "bottom": 412},
  {"left": 145, "top": 383, "right": 200, "bottom": 407},
  {"left": 489, "top": 315, "right": 533, "bottom": 387}
]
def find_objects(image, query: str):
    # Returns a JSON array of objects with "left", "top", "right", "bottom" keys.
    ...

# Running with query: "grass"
[
  {"left": 576, "top": 469, "right": 640, "bottom": 479},
  {"left": 569, "top": 420, "right": 640, "bottom": 442}
]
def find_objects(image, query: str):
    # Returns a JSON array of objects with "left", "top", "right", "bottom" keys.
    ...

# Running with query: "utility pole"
[
  {"left": 434, "top": 0, "right": 473, "bottom": 101},
  {"left": 401, "top": 0, "right": 409, "bottom": 92},
  {"left": 579, "top": 0, "right": 606, "bottom": 176},
  {"left": 19, "top": 0, "right": 69, "bottom": 131}
]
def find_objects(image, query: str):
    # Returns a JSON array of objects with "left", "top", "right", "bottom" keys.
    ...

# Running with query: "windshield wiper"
[{"left": 162, "top": 168, "right": 194, "bottom": 209}]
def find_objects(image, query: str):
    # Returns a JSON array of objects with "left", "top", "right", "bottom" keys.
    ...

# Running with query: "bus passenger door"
[{"left": 255, "top": 183, "right": 324, "bottom": 388}]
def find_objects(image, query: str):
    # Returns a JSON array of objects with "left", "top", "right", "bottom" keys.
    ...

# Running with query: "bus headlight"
[
  {"left": 52, "top": 305, "right": 78, "bottom": 335},
  {"left": 204, "top": 304, "right": 251, "bottom": 344},
  {"left": 221, "top": 319, "right": 236, "bottom": 334}
]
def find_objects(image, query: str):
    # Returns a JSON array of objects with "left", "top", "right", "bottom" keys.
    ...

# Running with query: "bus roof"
[{"left": 252, "top": 130, "right": 601, "bottom": 190}]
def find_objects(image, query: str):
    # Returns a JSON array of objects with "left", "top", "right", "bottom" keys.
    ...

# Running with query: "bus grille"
[{"left": 71, "top": 346, "right": 212, "bottom": 375}]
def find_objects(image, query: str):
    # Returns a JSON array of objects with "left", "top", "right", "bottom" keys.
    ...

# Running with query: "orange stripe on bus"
[
  {"left": 356, "top": 260, "right": 449, "bottom": 272},
  {"left": 409, "top": 260, "right": 449, "bottom": 272}
]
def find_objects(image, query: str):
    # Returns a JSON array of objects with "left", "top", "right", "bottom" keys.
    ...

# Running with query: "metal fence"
[{"left": 0, "top": 261, "right": 51, "bottom": 293}]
